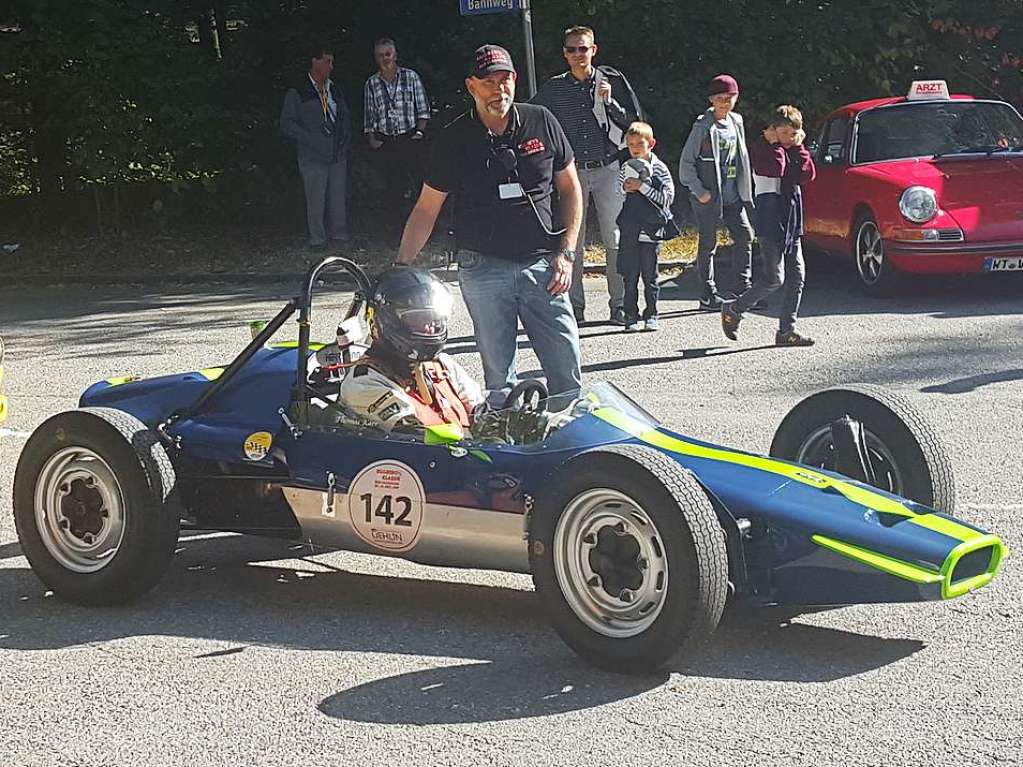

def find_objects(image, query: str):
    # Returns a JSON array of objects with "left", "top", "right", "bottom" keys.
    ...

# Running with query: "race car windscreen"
[
  {"left": 469, "top": 382, "right": 661, "bottom": 448},
  {"left": 853, "top": 101, "right": 1023, "bottom": 163}
]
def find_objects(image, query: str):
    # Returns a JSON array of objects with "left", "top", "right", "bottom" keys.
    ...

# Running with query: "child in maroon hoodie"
[{"left": 721, "top": 105, "right": 816, "bottom": 346}]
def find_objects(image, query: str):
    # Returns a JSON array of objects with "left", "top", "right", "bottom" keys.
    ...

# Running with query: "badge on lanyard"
[{"left": 498, "top": 183, "right": 525, "bottom": 200}]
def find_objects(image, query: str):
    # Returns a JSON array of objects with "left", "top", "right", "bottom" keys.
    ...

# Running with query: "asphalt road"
[{"left": 1, "top": 264, "right": 1021, "bottom": 767}]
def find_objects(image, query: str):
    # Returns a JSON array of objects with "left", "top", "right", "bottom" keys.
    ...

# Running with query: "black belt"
[{"left": 578, "top": 156, "right": 618, "bottom": 170}]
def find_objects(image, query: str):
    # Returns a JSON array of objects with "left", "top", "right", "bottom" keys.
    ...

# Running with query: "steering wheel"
[{"left": 503, "top": 379, "right": 548, "bottom": 413}]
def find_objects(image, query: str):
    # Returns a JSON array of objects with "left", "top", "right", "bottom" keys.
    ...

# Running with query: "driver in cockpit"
[{"left": 339, "top": 266, "right": 485, "bottom": 433}]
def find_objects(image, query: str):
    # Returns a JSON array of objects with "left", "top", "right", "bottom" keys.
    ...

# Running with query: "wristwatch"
[{"left": 557, "top": 249, "right": 576, "bottom": 263}]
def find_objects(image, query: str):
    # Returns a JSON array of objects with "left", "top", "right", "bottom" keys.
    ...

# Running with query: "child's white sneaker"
[
  {"left": 624, "top": 322, "right": 640, "bottom": 333},
  {"left": 643, "top": 317, "right": 659, "bottom": 331}
]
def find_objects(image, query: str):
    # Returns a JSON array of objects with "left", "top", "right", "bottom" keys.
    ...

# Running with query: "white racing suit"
[{"left": 339, "top": 352, "right": 483, "bottom": 432}]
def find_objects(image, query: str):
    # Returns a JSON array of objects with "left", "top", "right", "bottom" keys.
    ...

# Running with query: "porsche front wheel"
[
  {"left": 13, "top": 407, "right": 181, "bottom": 605},
  {"left": 854, "top": 215, "right": 901, "bottom": 296},
  {"left": 529, "top": 445, "right": 728, "bottom": 674}
]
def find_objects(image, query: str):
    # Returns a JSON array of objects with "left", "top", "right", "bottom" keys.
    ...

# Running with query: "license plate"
[{"left": 984, "top": 256, "right": 1023, "bottom": 271}]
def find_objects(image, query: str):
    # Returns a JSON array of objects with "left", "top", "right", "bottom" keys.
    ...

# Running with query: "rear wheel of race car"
[
  {"left": 529, "top": 445, "right": 728, "bottom": 674},
  {"left": 13, "top": 407, "right": 181, "bottom": 605},
  {"left": 854, "top": 214, "right": 902, "bottom": 296},
  {"left": 770, "top": 384, "right": 955, "bottom": 513}
]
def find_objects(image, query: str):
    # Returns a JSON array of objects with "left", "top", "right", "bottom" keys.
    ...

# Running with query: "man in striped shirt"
[
  {"left": 363, "top": 38, "right": 431, "bottom": 236},
  {"left": 533, "top": 25, "right": 643, "bottom": 325}
]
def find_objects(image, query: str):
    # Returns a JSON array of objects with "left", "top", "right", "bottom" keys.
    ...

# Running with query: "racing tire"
[
  {"left": 529, "top": 445, "right": 728, "bottom": 674},
  {"left": 769, "top": 384, "right": 955, "bottom": 513},
  {"left": 13, "top": 407, "right": 182, "bottom": 605},
  {"left": 854, "top": 214, "right": 901, "bottom": 296}
]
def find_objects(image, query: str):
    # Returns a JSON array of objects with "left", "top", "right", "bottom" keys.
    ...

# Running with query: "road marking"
[
  {"left": 964, "top": 503, "right": 1023, "bottom": 511},
  {"left": 0, "top": 428, "right": 31, "bottom": 439}
]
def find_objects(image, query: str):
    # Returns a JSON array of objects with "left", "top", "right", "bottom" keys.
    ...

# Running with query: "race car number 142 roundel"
[{"left": 347, "top": 460, "right": 425, "bottom": 552}]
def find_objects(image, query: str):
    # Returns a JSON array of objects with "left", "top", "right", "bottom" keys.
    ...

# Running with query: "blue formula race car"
[{"left": 12, "top": 258, "right": 1006, "bottom": 673}]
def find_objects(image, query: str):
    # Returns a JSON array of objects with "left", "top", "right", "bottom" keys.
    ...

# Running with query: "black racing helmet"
[{"left": 367, "top": 266, "right": 453, "bottom": 361}]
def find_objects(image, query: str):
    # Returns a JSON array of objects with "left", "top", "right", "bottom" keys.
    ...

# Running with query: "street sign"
[
  {"left": 456, "top": 0, "right": 535, "bottom": 98},
  {"left": 459, "top": 0, "right": 521, "bottom": 15}
]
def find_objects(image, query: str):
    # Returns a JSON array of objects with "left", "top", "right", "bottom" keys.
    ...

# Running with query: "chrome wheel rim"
[
  {"left": 34, "top": 447, "right": 126, "bottom": 573},
  {"left": 553, "top": 489, "right": 669, "bottom": 638},
  {"left": 856, "top": 221, "right": 884, "bottom": 285},
  {"left": 796, "top": 425, "right": 906, "bottom": 496}
]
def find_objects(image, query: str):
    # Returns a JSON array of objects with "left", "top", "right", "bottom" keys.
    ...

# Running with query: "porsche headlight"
[{"left": 899, "top": 186, "right": 938, "bottom": 224}]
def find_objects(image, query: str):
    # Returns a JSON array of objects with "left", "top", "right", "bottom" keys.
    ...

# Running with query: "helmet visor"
[{"left": 398, "top": 308, "right": 448, "bottom": 337}]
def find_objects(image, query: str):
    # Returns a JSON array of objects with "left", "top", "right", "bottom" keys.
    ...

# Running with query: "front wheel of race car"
[
  {"left": 529, "top": 445, "right": 728, "bottom": 674},
  {"left": 769, "top": 384, "right": 955, "bottom": 513},
  {"left": 13, "top": 407, "right": 181, "bottom": 605}
]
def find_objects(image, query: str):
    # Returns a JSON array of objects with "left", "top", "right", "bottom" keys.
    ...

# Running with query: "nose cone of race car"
[{"left": 763, "top": 478, "right": 1005, "bottom": 606}]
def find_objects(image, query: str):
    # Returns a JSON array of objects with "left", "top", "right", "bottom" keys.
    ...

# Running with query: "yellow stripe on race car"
[
  {"left": 811, "top": 534, "right": 943, "bottom": 584},
  {"left": 269, "top": 341, "right": 326, "bottom": 351},
  {"left": 197, "top": 367, "right": 224, "bottom": 381},
  {"left": 907, "top": 513, "right": 982, "bottom": 542},
  {"left": 594, "top": 407, "right": 918, "bottom": 518}
]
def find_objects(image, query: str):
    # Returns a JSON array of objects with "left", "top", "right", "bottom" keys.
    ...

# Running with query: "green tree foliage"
[{"left": 1, "top": 0, "right": 1019, "bottom": 234}]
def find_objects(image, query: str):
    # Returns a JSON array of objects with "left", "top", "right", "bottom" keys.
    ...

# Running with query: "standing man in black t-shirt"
[{"left": 397, "top": 45, "right": 584, "bottom": 406}]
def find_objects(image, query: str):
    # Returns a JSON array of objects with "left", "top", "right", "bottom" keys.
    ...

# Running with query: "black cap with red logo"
[{"left": 471, "top": 45, "right": 516, "bottom": 78}]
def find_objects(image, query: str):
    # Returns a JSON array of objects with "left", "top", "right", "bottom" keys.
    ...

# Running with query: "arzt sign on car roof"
[{"left": 907, "top": 80, "right": 951, "bottom": 101}]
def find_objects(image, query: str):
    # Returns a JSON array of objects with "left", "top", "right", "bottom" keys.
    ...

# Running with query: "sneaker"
[
  {"left": 775, "top": 330, "right": 816, "bottom": 347},
  {"left": 721, "top": 302, "right": 742, "bottom": 340},
  {"left": 698, "top": 294, "right": 723, "bottom": 312},
  {"left": 642, "top": 317, "right": 659, "bottom": 331},
  {"left": 624, "top": 322, "right": 640, "bottom": 332},
  {"left": 610, "top": 307, "right": 627, "bottom": 326}
]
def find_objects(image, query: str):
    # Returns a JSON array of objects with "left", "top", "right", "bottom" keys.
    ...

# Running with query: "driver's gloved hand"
[
  {"left": 506, "top": 409, "right": 549, "bottom": 445},
  {"left": 470, "top": 407, "right": 508, "bottom": 443},
  {"left": 471, "top": 400, "right": 493, "bottom": 422}
]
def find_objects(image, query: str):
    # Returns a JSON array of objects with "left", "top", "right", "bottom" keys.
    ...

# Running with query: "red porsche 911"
[{"left": 802, "top": 81, "right": 1023, "bottom": 294}]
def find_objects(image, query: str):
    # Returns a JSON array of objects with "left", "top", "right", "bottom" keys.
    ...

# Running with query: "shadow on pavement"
[
  {"left": 660, "top": 257, "right": 1023, "bottom": 320},
  {"left": 2, "top": 533, "right": 923, "bottom": 724},
  {"left": 921, "top": 368, "right": 1023, "bottom": 394}
]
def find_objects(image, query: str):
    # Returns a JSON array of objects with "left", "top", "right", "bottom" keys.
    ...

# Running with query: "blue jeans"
[
  {"left": 691, "top": 197, "right": 754, "bottom": 298},
  {"left": 732, "top": 238, "right": 806, "bottom": 335},
  {"left": 620, "top": 241, "right": 660, "bottom": 323},
  {"left": 457, "top": 251, "right": 582, "bottom": 406}
]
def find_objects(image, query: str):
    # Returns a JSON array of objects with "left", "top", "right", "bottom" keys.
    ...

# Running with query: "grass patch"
[{"left": 0, "top": 225, "right": 734, "bottom": 283}]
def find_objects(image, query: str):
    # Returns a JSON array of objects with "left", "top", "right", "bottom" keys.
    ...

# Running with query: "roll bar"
[{"left": 161, "top": 256, "right": 373, "bottom": 433}]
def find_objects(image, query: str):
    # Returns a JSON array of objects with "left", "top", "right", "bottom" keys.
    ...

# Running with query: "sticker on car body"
[
  {"left": 347, "top": 460, "right": 425, "bottom": 552},
  {"left": 243, "top": 431, "right": 273, "bottom": 461}
]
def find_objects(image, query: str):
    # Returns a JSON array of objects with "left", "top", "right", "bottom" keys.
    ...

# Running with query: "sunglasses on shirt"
[{"left": 563, "top": 45, "right": 592, "bottom": 53}]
